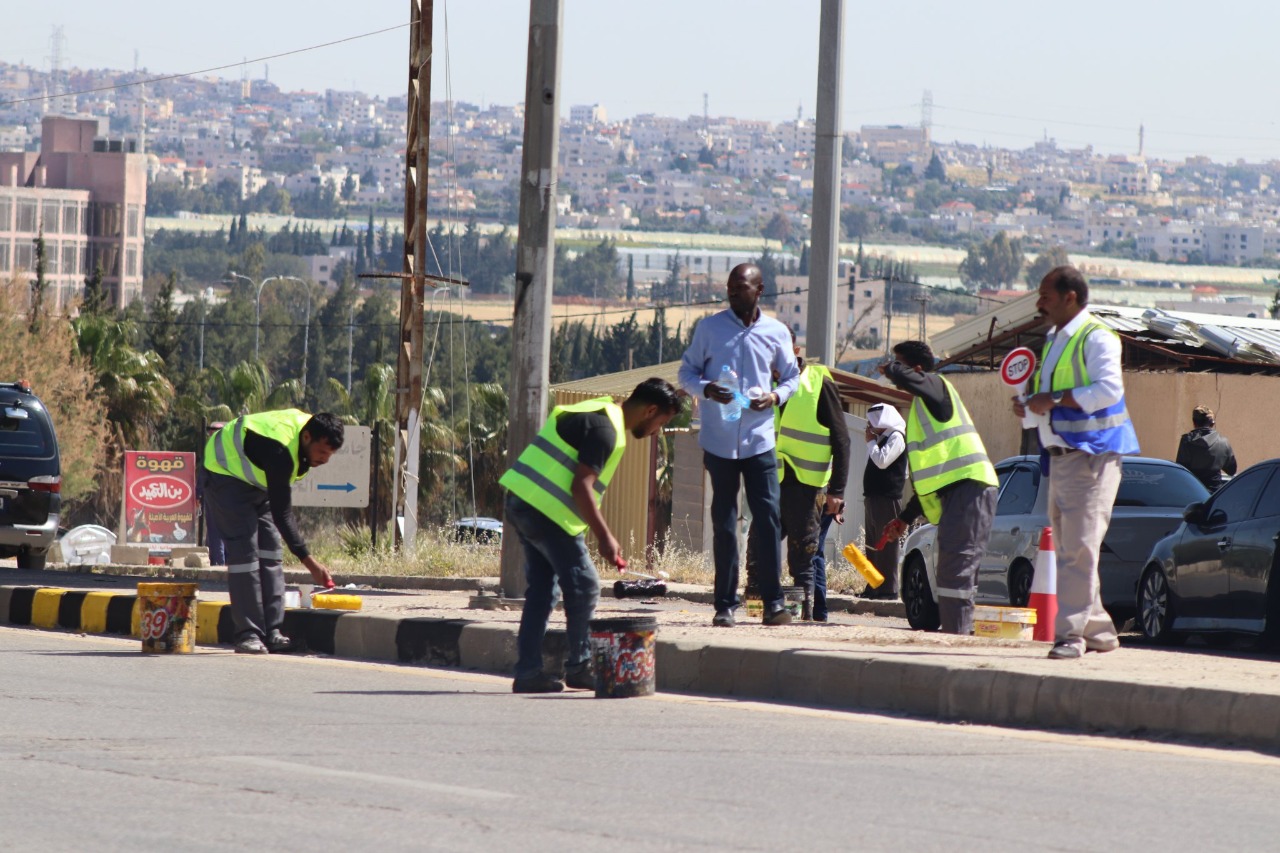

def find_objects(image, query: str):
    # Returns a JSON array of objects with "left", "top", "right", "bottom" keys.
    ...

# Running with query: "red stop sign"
[{"left": 1000, "top": 347, "right": 1037, "bottom": 387}]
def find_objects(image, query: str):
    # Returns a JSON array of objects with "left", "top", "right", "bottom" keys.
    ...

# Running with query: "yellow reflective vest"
[
  {"left": 499, "top": 397, "right": 626, "bottom": 537},
  {"left": 204, "top": 409, "right": 312, "bottom": 489},
  {"left": 905, "top": 376, "right": 997, "bottom": 524},
  {"left": 775, "top": 364, "right": 834, "bottom": 488}
]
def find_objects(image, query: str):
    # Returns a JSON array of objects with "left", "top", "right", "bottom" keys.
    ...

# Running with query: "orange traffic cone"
[{"left": 1029, "top": 526, "right": 1057, "bottom": 642}]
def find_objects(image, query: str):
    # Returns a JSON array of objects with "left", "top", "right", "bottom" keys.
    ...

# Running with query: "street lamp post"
[
  {"left": 227, "top": 271, "right": 305, "bottom": 364},
  {"left": 300, "top": 282, "right": 312, "bottom": 390}
]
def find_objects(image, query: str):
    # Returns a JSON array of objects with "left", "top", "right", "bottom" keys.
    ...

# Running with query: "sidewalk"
[{"left": 5, "top": 562, "right": 1280, "bottom": 753}]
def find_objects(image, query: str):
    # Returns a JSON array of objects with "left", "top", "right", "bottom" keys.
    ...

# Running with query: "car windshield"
[
  {"left": 1115, "top": 462, "right": 1208, "bottom": 507},
  {"left": 0, "top": 408, "right": 52, "bottom": 459}
]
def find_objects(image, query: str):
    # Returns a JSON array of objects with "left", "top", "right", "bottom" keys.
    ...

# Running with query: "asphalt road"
[{"left": 3, "top": 627, "right": 1279, "bottom": 852}]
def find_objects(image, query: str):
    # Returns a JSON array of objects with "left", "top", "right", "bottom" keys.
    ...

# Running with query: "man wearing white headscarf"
[{"left": 861, "top": 403, "right": 908, "bottom": 599}]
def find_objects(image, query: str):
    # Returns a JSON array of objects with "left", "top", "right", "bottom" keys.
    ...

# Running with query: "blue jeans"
[
  {"left": 507, "top": 495, "right": 600, "bottom": 680},
  {"left": 811, "top": 511, "right": 836, "bottom": 620},
  {"left": 705, "top": 450, "right": 784, "bottom": 613}
]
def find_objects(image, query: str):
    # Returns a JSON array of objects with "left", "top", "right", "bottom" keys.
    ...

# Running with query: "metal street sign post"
[{"left": 292, "top": 425, "right": 371, "bottom": 509}]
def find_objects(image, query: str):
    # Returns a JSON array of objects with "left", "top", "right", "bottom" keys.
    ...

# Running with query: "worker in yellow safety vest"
[
  {"left": 202, "top": 409, "right": 345, "bottom": 654},
  {"left": 745, "top": 332, "right": 849, "bottom": 621},
  {"left": 498, "top": 378, "right": 684, "bottom": 694},
  {"left": 879, "top": 341, "right": 998, "bottom": 635}
]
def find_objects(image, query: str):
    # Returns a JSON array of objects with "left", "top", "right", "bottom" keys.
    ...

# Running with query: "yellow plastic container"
[
  {"left": 312, "top": 593, "right": 362, "bottom": 611},
  {"left": 137, "top": 582, "right": 198, "bottom": 653},
  {"left": 972, "top": 605, "right": 1037, "bottom": 640}
]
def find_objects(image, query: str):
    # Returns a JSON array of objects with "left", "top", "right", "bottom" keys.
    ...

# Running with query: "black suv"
[{"left": 0, "top": 382, "right": 60, "bottom": 569}]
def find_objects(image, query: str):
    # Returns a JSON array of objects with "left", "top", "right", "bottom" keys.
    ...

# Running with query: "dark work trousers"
[
  {"left": 705, "top": 450, "right": 784, "bottom": 614},
  {"left": 933, "top": 479, "right": 997, "bottom": 635},
  {"left": 864, "top": 493, "right": 903, "bottom": 597},
  {"left": 506, "top": 494, "right": 600, "bottom": 680},
  {"left": 746, "top": 469, "right": 821, "bottom": 594},
  {"left": 811, "top": 511, "right": 837, "bottom": 620},
  {"left": 202, "top": 471, "right": 286, "bottom": 643}
]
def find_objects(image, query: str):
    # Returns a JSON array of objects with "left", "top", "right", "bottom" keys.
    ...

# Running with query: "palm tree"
[
  {"left": 202, "top": 360, "right": 304, "bottom": 422},
  {"left": 458, "top": 382, "right": 511, "bottom": 519},
  {"left": 71, "top": 312, "right": 175, "bottom": 526}
]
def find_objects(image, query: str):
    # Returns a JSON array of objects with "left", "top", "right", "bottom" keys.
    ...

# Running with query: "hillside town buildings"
[{"left": 5, "top": 58, "right": 1280, "bottom": 312}]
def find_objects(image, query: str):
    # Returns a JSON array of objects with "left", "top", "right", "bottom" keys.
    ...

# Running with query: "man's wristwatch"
[{"left": 1050, "top": 391, "right": 1065, "bottom": 405}]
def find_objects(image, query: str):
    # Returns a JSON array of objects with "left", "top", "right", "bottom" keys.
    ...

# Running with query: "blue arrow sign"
[{"left": 317, "top": 482, "right": 357, "bottom": 493}]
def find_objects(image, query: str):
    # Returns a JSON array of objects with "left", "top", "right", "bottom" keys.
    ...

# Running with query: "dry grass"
[{"left": 299, "top": 521, "right": 877, "bottom": 595}]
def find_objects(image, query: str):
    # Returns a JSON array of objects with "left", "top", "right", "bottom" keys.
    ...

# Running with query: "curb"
[
  {"left": 5, "top": 583, "right": 1278, "bottom": 752},
  {"left": 38, "top": 562, "right": 501, "bottom": 592}
]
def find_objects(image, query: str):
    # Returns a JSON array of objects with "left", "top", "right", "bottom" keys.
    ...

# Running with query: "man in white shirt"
[
  {"left": 861, "top": 403, "right": 907, "bottom": 599},
  {"left": 1011, "top": 265, "right": 1139, "bottom": 659}
]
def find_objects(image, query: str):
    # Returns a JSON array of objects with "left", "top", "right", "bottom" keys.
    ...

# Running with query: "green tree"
[
  {"left": 83, "top": 263, "right": 107, "bottom": 315},
  {"left": 149, "top": 270, "right": 181, "bottom": 365},
  {"left": 925, "top": 151, "right": 947, "bottom": 181},
  {"left": 761, "top": 212, "right": 794, "bottom": 244},
  {"left": 1025, "top": 245, "right": 1071, "bottom": 288},
  {"left": 30, "top": 230, "right": 47, "bottom": 332},
  {"left": 626, "top": 255, "right": 636, "bottom": 301},
  {"left": 958, "top": 232, "right": 1024, "bottom": 290}
]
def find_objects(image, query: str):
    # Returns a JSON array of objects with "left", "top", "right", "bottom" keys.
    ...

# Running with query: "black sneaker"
[
  {"left": 762, "top": 605, "right": 793, "bottom": 626},
  {"left": 712, "top": 609, "right": 736, "bottom": 627},
  {"left": 564, "top": 667, "right": 595, "bottom": 690},
  {"left": 512, "top": 672, "right": 566, "bottom": 693}
]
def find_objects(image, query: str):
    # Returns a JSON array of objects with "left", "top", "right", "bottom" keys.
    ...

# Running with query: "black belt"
[{"left": 1045, "top": 446, "right": 1078, "bottom": 457}]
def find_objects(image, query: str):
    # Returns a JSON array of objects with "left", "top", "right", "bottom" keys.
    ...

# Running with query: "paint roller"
[{"left": 842, "top": 540, "right": 885, "bottom": 589}]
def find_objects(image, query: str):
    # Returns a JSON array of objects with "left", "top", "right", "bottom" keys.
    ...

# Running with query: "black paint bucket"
[{"left": 588, "top": 616, "right": 658, "bottom": 698}]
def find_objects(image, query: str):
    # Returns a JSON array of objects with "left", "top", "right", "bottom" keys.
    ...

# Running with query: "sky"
[{"left": 6, "top": 1, "right": 1280, "bottom": 162}]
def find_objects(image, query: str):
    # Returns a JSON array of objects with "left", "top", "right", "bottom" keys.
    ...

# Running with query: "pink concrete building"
[{"left": 0, "top": 116, "right": 147, "bottom": 310}]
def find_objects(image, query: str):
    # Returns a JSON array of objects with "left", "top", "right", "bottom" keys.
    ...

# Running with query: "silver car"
[{"left": 900, "top": 455, "right": 1209, "bottom": 631}]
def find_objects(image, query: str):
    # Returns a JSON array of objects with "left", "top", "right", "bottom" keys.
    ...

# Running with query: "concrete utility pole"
[
  {"left": 394, "top": 0, "right": 433, "bottom": 550},
  {"left": 806, "top": 0, "right": 844, "bottom": 366},
  {"left": 500, "top": 0, "right": 564, "bottom": 598}
]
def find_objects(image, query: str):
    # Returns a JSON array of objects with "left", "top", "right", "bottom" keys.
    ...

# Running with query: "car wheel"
[
  {"left": 902, "top": 553, "right": 940, "bottom": 632},
  {"left": 1008, "top": 560, "right": 1034, "bottom": 608},
  {"left": 1137, "top": 565, "right": 1184, "bottom": 646},
  {"left": 16, "top": 548, "right": 47, "bottom": 571}
]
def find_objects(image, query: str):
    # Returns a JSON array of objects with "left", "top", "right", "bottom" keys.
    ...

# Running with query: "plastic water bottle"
[{"left": 716, "top": 364, "right": 748, "bottom": 422}]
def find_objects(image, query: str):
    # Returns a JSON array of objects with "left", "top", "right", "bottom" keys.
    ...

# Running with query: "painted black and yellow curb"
[{"left": 0, "top": 585, "right": 528, "bottom": 667}]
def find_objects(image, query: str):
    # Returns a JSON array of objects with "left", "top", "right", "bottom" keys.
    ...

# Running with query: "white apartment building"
[
  {"left": 569, "top": 104, "right": 607, "bottom": 125},
  {"left": 1201, "top": 223, "right": 1276, "bottom": 265},
  {"left": 1135, "top": 220, "right": 1201, "bottom": 261}
]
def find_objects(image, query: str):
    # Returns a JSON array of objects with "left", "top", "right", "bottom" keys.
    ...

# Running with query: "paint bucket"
[
  {"left": 588, "top": 616, "right": 658, "bottom": 698},
  {"left": 137, "top": 582, "right": 198, "bottom": 654},
  {"left": 781, "top": 585, "right": 804, "bottom": 619},
  {"left": 744, "top": 583, "right": 762, "bottom": 618}
]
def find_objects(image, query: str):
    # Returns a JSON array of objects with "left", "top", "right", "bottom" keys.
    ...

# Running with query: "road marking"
[
  {"left": 10, "top": 626, "right": 1279, "bottom": 768},
  {"left": 219, "top": 756, "right": 514, "bottom": 800}
]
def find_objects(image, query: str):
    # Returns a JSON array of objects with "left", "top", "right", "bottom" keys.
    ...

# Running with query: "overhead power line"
[{"left": 0, "top": 21, "right": 415, "bottom": 108}]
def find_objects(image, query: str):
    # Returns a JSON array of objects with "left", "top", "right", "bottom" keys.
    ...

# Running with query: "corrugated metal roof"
[
  {"left": 934, "top": 294, "right": 1280, "bottom": 372},
  {"left": 553, "top": 360, "right": 911, "bottom": 409}
]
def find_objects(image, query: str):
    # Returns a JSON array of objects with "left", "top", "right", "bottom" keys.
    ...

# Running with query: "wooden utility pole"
[
  {"left": 394, "top": 0, "right": 432, "bottom": 549},
  {"left": 807, "top": 0, "right": 844, "bottom": 365},
  {"left": 499, "top": 0, "right": 564, "bottom": 597}
]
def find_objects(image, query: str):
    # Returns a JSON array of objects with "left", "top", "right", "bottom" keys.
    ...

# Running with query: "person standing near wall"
[{"left": 1176, "top": 406, "right": 1237, "bottom": 492}]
